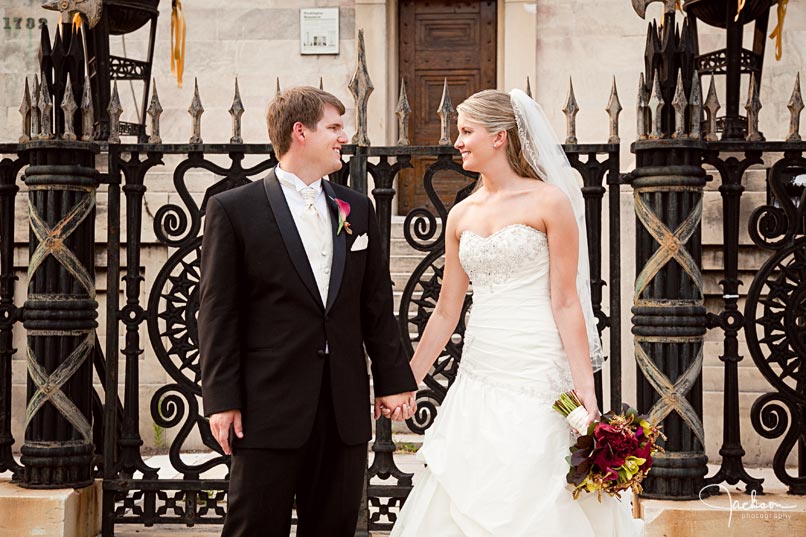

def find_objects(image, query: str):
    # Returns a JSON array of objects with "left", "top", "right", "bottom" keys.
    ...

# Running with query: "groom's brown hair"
[{"left": 267, "top": 87, "right": 346, "bottom": 157}]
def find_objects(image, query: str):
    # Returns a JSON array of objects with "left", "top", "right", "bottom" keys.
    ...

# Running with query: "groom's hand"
[
  {"left": 210, "top": 409, "right": 243, "bottom": 455},
  {"left": 374, "top": 392, "right": 417, "bottom": 421}
]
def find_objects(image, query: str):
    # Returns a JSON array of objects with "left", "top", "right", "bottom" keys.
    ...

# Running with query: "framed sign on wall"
[{"left": 300, "top": 8, "right": 339, "bottom": 55}]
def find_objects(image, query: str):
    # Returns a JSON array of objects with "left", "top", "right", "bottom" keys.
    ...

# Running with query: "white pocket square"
[{"left": 350, "top": 233, "right": 369, "bottom": 251}]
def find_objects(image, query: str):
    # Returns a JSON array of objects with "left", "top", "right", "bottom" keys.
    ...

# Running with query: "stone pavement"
[
  {"left": 115, "top": 433, "right": 424, "bottom": 537},
  {"left": 115, "top": 446, "right": 424, "bottom": 537},
  {"left": 110, "top": 458, "right": 806, "bottom": 537},
  {"left": 5, "top": 440, "right": 805, "bottom": 536},
  {"left": 107, "top": 459, "right": 806, "bottom": 537},
  {"left": 114, "top": 441, "right": 426, "bottom": 537}
]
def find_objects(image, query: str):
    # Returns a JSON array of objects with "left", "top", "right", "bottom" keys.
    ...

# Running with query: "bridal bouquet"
[{"left": 552, "top": 391, "right": 663, "bottom": 500}]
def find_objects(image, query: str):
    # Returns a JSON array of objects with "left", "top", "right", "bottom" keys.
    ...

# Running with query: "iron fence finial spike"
[
  {"left": 19, "top": 77, "right": 31, "bottom": 142},
  {"left": 649, "top": 68, "right": 664, "bottom": 139},
  {"left": 189, "top": 77, "right": 204, "bottom": 144},
  {"left": 147, "top": 79, "right": 163, "bottom": 144},
  {"left": 786, "top": 72, "right": 803, "bottom": 142},
  {"left": 562, "top": 76, "right": 579, "bottom": 144},
  {"left": 606, "top": 75, "right": 622, "bottom": 144},
  {"left": 395, "top": 78, "right": 411, "bottom": 146},
  {"left": 38, "top": 72, "right": 54, "bottom": 140},
  {"left": 31, "top": 74, "right": 41, "bottom": 139},
  {"left": 525, "top": 76, "right": 532, "bottom": 98},
  {"left": 745, "top": 72, "right": 763, "bottom": 142},
  {"left": 672, "top": 70, "right": 688, "bottom": 139},
  {"left": 704, "top": 74, "right": 720, "bottom": 142},
  {"left": 275, "top": 77, "right": 281, "bottom": 98},
  {"left": 319, "top": 76, "right": 324, "bottom": 90},
  {"left": 689, "top": 70, "right": 702, "bottom": 140},
  {"left": 60, "top": 76, "right": 77, "bottom": 141},
  {"left": 348, "top": 28, "right": 374, "bottom": 146},
  {"left": 80, "top": 73, "right": 93, "bottom": 141},
  {"left": 107, "top": 80, "right": 122, "bottom": 143},
  {"left": 637, "top": 72, "right": 648, "bottom": 140},
  {"left": 437, "top": 78, "right": 456, "bottom": 146},
  {"left": 229, "top": 77, "right": 245, "bottom": 144}
]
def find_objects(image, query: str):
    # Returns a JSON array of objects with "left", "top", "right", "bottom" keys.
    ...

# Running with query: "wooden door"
[{"left": 398, "top": 0, "right": 497, "bottom": 215}]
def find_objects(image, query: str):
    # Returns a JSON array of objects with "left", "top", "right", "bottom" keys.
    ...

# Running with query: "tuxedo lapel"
[
  {"left": 322, "top": 180, "right": 346, "bottom": 314},
  {"left": 263, "top": 170, "right": 324, "bottom": 309}
]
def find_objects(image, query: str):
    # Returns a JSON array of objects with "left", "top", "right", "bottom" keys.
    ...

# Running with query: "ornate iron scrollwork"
[
  {"left": 398, "top": 154, "right": 477, "bottom": 433},
  {"left": 745, "top": 152, "right": 806, "bottom": 494},
  {"left": 108, "top": 148, "right": 277, "bottom": 526},
  {"left": 746, "top": 241, "right": 806, "bottom": 401},
  {"left": 401, "top": 248, "right": 473, "bottom": 433},
  {"left": 148, "top": 240, "right": 203, "bottom": 392},
  {"left": 146, "top": 153, "right": 277, "bottom": 459}
]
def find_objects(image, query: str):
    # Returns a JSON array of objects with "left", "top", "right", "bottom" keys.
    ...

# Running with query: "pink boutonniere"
[{"left": 331, "top": 197, "right": 352, "bottom": 235}]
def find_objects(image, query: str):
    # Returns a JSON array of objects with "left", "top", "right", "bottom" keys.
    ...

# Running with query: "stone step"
[
  {"left": 390, "top": 237, "right": 430, "bottom": 256},
  {"left": 0, "top": 480, "right": 101, "bottom": 537},
  {"left": 702, "top": 245, "right": 778, "bottom": 272},
  {"left": 389, "top": 254, "right": 430, "bottom": 274},
  {"left": 702, "top": 191, "right": 766, "bottom": 246},
  {"left": 702, "top": 363, "right": 773, "bottom": 394},
  {"left": 637, "top": 464, "right": 806, "bottom": 537},
  {"left": 392, "top": 291, "right": 423, "bottom": 315},
  {"left": 703, "top": 270, "right": 764, "bottom": 296},
  {"left": 391, "top": 271, "right": 429, "bottom": 296}
]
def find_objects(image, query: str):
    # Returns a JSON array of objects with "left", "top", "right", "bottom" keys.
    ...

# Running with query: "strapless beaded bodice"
[
  {"left": 458, "top": 223, "right": 549, "bottom": 294},
  {"left": 456, "top": 222, "right": 570, "bottom": 402}
]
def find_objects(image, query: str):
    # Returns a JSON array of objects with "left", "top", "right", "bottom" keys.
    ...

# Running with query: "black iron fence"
[{"left": 0, "top": 6, "right": 805, "bottom": 537}]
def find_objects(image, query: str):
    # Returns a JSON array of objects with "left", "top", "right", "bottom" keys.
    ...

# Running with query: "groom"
[{"left": 199, "top": 86, "right": 418, "bottom": 537}]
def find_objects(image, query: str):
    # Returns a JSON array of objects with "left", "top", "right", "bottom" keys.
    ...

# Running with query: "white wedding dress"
[{"left": 391, "top": 224, "right": 644, "bottom": 537}]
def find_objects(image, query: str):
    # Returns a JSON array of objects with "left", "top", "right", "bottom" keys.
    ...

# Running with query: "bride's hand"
[{"left": 575, "top": 389, "right": 600, "bottom": 428}]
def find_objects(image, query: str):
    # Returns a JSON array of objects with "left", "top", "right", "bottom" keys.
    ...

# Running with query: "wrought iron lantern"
[
  {"left": 90, "top": 0, "right": 160, "bottom": 142},
  {"left": 45, "top": 0, "right": 161, "bottom": 142},
  {"left": 684, "top": 0, "right": 779, "bottom": 140}
]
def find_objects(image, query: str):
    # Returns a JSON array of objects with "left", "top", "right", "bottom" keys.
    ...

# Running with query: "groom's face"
[{"left": 302, "top": 104, "right": 349, "bottom": 176}]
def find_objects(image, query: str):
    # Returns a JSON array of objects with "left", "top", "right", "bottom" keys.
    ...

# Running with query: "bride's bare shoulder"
[
  {"left": 446, "top": 193, "right": 479, "bottom": 238},
  {"left": 450, "top": 188, "right": 484, "bottom": 216},
  {"left": 531, "top": 182, "right": 568, "bottom": 207}
]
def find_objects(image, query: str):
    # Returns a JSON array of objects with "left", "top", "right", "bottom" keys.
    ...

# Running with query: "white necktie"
[
  {"left": 299, "top": 186, "right": 329, "bottom": 302},
  {"left": 301, "top": 187, "right": 324, "bottom": 228}
]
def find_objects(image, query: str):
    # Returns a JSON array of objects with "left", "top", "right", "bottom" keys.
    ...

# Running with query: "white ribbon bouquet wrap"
[{"left": 552, "top": 390, "right": 591, "bottom": 434}]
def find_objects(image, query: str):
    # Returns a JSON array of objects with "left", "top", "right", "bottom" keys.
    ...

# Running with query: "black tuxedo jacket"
[{"left": 198, "top": 168, "right": 417, "bottom": 448}]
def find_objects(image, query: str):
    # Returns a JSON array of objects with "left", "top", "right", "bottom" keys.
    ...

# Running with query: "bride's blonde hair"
[{"left": 456, "top": 90, "right": 543, "bottom": 182}]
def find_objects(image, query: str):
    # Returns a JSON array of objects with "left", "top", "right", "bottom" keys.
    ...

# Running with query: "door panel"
[{"left": 398, "top": 0, "right": 497, "bottom": 215}]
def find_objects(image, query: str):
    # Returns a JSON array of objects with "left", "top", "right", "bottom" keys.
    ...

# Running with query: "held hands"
[
  {"left": 209, "top": 409, "right": 243, "bottom": 455},
  {"left": 374, "top": 391, "right": 417, "bottom": 421}
]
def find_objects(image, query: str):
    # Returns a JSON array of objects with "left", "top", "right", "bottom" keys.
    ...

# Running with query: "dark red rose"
[{"left": 590, "top": 423, "right": 639, "bottom": 476}]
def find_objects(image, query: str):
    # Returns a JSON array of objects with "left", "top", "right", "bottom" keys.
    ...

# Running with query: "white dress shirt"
[{"left": 276, "top": 165, "right": 334, "bottom": 305}]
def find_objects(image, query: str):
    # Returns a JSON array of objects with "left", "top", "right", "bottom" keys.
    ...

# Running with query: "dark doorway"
[{"left": 398, "top": 0, "right": 497, "bottom": 215}]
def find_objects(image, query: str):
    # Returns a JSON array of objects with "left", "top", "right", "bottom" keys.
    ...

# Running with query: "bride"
[{"left": 388, "top": 89, "right": 644, "bottom": 536}]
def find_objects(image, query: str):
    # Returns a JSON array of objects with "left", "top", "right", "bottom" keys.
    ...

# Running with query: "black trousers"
[{"left": 221, "top": 371, "right": 367, "bottom": 537}]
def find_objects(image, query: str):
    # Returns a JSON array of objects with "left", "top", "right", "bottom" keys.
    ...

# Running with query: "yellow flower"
[{"left": 617, "top": 455, "right": 646, "bottom": 482}]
